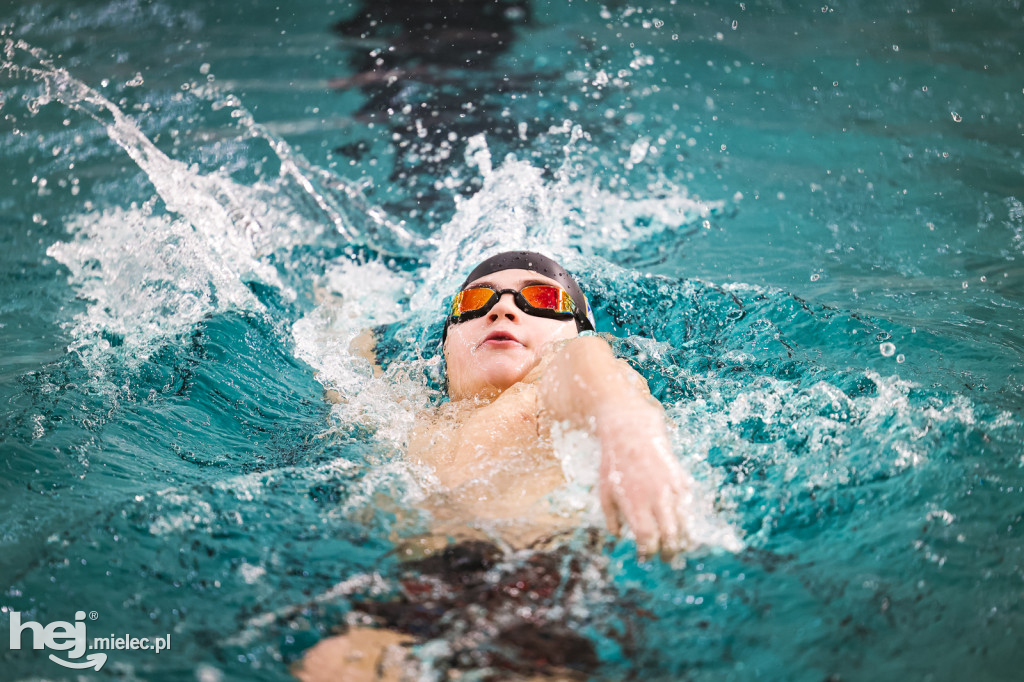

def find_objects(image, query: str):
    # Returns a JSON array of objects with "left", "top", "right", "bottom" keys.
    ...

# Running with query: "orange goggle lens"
[
  {"left": 452, "top": 287, "right": 496, "bottom": 315},
  {"left": 519, "top": 285, "right": 572, "bottom": 312}
]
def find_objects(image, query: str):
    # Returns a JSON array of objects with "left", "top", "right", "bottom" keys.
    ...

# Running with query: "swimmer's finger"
[
  {"left": 630, "top": 506, "right": 660, "bottom": 560},
  {"left": 654, "top": 489, "right": 682, "bottom": 559},
  {"left": 600, "top": 483, "right": 622, "bottom": 537}
]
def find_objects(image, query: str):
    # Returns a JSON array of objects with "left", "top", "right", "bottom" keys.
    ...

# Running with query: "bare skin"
[
  {"left": 406, "top": 380, "right": 577, "bottom": 550},
  {"left": 295, "top": 268, "right": 692, "bottom": 681}
]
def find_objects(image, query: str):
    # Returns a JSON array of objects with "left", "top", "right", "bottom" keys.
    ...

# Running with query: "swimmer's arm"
[
  {"left": 536, "top": 336, "right": 691, "bottom": 558},
  {"left": 321, "top": 329, "right": 382, "bottom": 404}
]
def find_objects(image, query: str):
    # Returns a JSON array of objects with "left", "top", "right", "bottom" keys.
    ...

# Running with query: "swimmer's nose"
[{"left": 487, "top": 292, "right": 519, "bottom": 321}]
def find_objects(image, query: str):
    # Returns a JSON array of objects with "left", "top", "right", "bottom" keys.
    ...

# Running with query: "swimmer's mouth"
[{"left": 480, "top": 331, "right": 523, "bottom": 347}]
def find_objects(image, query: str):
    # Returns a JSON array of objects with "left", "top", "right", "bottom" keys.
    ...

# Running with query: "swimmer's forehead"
[{"left": 462, "top": 268, "right": 562, "bottom": 291}]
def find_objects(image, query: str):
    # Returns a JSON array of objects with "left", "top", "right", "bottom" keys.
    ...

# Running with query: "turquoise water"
[{"left": 2, "top": 0, "right": 1023, "bottom": 679}]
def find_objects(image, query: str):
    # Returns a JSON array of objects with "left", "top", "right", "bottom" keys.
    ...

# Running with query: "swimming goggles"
[{"left": 448, "top": 285, "right": 579, "bottom": 324}]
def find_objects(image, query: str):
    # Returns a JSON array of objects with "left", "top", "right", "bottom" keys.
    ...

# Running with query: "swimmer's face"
[{"left": 444, "top": 268, "right": 579, "bottom": 400}]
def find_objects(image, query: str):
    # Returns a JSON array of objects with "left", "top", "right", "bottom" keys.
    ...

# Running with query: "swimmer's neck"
[{"left": 447, "top": 383, "right": 516, "bottom": 405}]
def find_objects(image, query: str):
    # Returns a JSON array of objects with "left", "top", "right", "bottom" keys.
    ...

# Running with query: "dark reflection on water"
[{"left": 330, "top": 0, "right": 541, "bottom": 219}]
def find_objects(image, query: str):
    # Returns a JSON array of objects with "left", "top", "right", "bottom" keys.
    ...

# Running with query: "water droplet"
[{"left": 880, "top": 342, "right": 896, "bottom": 357}]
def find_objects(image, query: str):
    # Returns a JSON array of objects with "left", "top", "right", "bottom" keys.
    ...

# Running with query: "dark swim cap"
[{"left": 443, "top": 251, "right": 596, "bottom": 341}]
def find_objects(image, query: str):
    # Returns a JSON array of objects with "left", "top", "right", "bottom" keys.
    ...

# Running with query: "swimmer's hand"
[{"left": 595, "top": 403, "right": 691, "bottom": 559}]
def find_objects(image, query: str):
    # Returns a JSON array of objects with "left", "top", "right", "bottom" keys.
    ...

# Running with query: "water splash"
[
  {"left": 190, "top": 82, "right": 428, "bottom": 257},
  {"left": 410, "top": 132, "right": 725, "bottom": 313},
  {"left": 2, "top": 39, "right": 428, "bottom": 383},
  {"left": 291, "top": 258, "right": 437, "bottom": 450},
  {"left": 47, "top": 206, "right": 266, "bottom": 374}
]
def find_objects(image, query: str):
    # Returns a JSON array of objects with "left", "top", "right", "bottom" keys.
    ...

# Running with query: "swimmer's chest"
[{"left": 410, "top": 384, "right": 558, "bottom": 489}]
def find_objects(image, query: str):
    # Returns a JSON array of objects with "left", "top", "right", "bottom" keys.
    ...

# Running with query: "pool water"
[{"left": 2, "top": 0, "right": 1023, "bottom": 680}]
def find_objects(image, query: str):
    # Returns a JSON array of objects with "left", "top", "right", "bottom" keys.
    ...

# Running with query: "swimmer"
[
  {"left": 410, "top": 250, "right": 691, "bottom": 555},
  {"left": 294, "top": 252, "right": 693, "bottom": 681}
]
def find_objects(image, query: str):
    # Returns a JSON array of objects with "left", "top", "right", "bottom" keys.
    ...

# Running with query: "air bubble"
[
  {"left": 896, "top": 354, "right": 905, "bottom": 363},
  {"left": 951, "top": 112, "right": 962, "bottom": 122},
  {"left": 880, "top": 342, "right": 896, "bottom": 357}
]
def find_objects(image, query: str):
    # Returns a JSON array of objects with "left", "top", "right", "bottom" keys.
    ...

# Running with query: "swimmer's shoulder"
[{"left": 524, "top": 332, "right": 641, "bottom": 385}]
